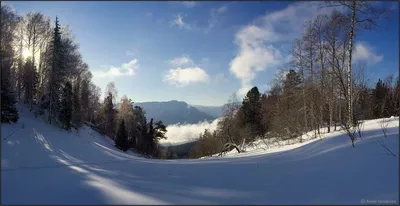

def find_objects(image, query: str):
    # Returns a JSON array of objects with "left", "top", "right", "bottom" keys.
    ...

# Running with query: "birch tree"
[
  {"left": 323, "top": 1, "right": 392, "bottom": 127},
  {"left": 24, "top": 12, "right": 50, "bottom": 110}
]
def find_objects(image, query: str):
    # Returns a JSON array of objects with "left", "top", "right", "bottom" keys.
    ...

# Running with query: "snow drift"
[{"left": 1, "top": 104, "right": 398, "bottom": 205}]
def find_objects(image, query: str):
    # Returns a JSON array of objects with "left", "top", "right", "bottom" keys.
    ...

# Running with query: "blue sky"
[{"left": 7, "top": 1, "right": 399, "bottom": 106}]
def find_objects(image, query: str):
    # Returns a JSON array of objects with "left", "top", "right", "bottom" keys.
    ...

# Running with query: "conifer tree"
[
  {"left": 80, "top": 78, "right": 90, "bottom": 121},
  {"left": 153, "top": 120, "right": 167, "bottom": 141},
  {"left": 72, "top": 76, "right": 82, "bottom": 128},
  {"left": 1, "top": 83, "right": 19, "bottom": 123},
  {"left": 47, "top": 17, "right": 64, "bottom": 124},
  {"left": 373, "top": 79, "right": 385, "bottom": 118},
  {"left": 394, "top": 77, "right": 400, "bottom": 116},
  {"left": 1, "top": 5, "right": 19, "bottom": 123},
  {"left": 133, "top": 106, "right": 147, "bottom": 153},
  {"left": 103, "top": 92, "right": 116, "bottom": 138},
  {"left": 59, "top": 81, "right": 73, "bottom": 130},
  {"left": 147, "top": 118, "right": 155, "bottom": 155},
  {"left": 1, "top": 58, "right": 19, "bottom": 123},
  {"left": 240, "top": 86, "right": 264, "bottom": 138},
  {"left": 118, "top": 96, "right": 137, "bottom": 150},
  {"left": 115, "top": 119, "right": 128, "bottom": 151}
]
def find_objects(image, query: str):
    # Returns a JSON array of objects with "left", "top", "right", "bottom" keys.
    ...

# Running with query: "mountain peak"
[{"left": 133, "top": 101, "right": 218, "bottom": 126}]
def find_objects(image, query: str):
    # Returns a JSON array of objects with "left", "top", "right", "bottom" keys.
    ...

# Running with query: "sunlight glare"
[{"left": 22, "top": 47, "right": 31, "bottom": 60}]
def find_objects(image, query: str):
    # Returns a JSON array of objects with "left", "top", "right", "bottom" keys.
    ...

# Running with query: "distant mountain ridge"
[
  {"left": 133, "top": 100, "right": 218, "bottom": 126},
  {"left": 190, "top": 105, "right": 223, "bottom": 118}
]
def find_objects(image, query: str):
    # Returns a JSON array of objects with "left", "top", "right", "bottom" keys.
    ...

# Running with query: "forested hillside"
[
  {"left": 189, "top": 2, "right": 399, "bottom": 158},
  {"left": 1, "top": 5, "right": 168, "bottom": 157}
]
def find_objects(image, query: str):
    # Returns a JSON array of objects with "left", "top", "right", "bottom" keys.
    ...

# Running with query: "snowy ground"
[{"left": 1, "top": 104, "right": 399, "bottom": 204}]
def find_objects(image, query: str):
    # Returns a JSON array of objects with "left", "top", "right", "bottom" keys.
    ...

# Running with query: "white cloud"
[
  {"left": 93, "top": 59, "right": 139, "bottom": 78},
  {"left": 353, "top": 42, "right": 383, "bottom": 65},
  {"left": 122, "top": 59, "right": 138, "bottom": 72},
  {"left": 172, "top": 5, "right": 228, "bottom": 33},
  {"left": 230, "top": 32, "right": 282, "bottom": 97},
  {"left": 230, "top": 2, "right": 334, "bottom": 97},
  {"left": 161, "top": 118, "right": 220, "bottom": 145},
  {"left": 168, "top": 56, "right": 193, "bottom": 67},
  {"left": 182, "top": 1, "right": 196, "bottom": 8},
  {"left": 216, "top": 6, "right": 228, "bottom": 14},
  {"left": 256, "top": 2, "right": 334, "bottom": 42},
  {"left": 237, "top": 84, "right": 253, "bottom": 97},
  {"left": 171, "top": 14, "right": 191, "bottom": 30},
  {"left": 207, "top": 6, "right": 229, "bottom": 32},
  {"left": 231, "top": 42, "right": 282, "bottom": 82},
  {"left": 164, "top": 67, "right": 210, "bottom": 87}
]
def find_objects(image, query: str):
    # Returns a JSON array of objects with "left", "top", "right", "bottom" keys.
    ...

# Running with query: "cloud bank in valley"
[{"left": 160, "top": 118, "right": 221, "bottom": 146}]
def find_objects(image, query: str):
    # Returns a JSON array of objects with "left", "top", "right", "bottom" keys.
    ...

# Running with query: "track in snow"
[{"left": 2, "top": 105, "right": 399, "bottom": 204}]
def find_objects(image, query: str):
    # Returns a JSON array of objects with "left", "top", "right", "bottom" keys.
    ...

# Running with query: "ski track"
[{"left": 1, "top": 104, "right": 399, "bottom": 204}]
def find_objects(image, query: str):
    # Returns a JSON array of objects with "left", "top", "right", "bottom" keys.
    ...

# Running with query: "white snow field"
[{"left": 2, "top": 104, "right": 399, "bottom": 205}]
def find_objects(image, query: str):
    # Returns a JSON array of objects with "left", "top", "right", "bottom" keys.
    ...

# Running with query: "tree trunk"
[
  {"left": 39, "top": 46, "right": 46, "bottom": 105},
  {"left": 339, "top": 98, "right": 342, "bottom": 126},
  {"left": 329, "top": 65, "right": 334, "bottom": 133},
  {"left": 18, "top": 27, "right": 23, "bottom": 100},
  {"left": 308, "top": 29, "right": 315, "bottom": 137},
  {"left": 318, "top": 29, "right": 325, "bottom": 135},
  {"left": 298, "top": 44, "right": 308, "bottom": 133},
  {"left": 37, "top": 45, "right": 43, "bottom": 103},
  {"left": 334, "top": 120, "right": 337, "bottom": 131},
  {"left": 313, "top": 124, "right": 317, "bottom": 138},
  {"left": 347, "top": 1, "right": 356, "bottom": 128},
  {"left": 219, "top": 143, "right": 241, "bottom": 156},
  {"left": 49, "top": 31, "right": 56, "bottom": 125},
  {"left": 48, "top": 97, "right": 52, "bottom": 124},
  {"left": 30, "top": 28, "right": 36, "bottom": 111},
  {"left": 319, "top": 107, "right": 323, "bottom": 134},
  {"left": 329, "top": 35, "right": 337, "bottom": 133},
  {"left": 303, "top": 83, "right": 308, "bottom": 133},
  {"left": 329, "top": 96, "right": 333, "bottom": 133}
]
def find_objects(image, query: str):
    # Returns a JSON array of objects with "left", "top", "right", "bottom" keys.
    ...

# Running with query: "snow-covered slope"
[
  {"left": 2, "top": 104, "right": 399, "bottom": 204},
  {"left": 209, "top": 118, "right": 400, "bottom": 159}
]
